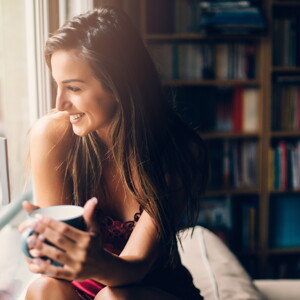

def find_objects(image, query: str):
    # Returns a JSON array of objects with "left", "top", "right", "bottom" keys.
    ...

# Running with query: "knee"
[
  {"left": 25, "top": 276, "right": 64, "bottom": 300},
  {"left": 95, "top": 286, "right": 130, "bottom": 300}
]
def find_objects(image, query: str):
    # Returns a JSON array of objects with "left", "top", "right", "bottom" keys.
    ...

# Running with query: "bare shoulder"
[
  {"left": 30, "top": 111, "right": 74, "bottom": 206},
  {"left": 30, "top": 111, "right": 73, "bottom": 158}
]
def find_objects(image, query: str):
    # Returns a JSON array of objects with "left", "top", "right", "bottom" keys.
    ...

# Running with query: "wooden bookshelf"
[
  {"left": 118, "top": 0, "right": 300, "bottom": 279},
  {"left": 268, "top": 247, "right": 300, "bottom": 255},
  {"left": 205, "top": 189, "right": 259, "bottom": 197},
  {"left": 272, "top": 67, "right": 300, "bottom": 73},
  {"left": 163, "top": 79, "right": 260, "bottom": 87},
  {"left": 201, "top": 132, "right": 260, "bottom": 140},
  {"left": 145, "top": 33, "right": 261, "bottom": 42},
  {"left": 270, "top": 188, "right": 300, "bottom": 194},
  {"left": 272, "top": 1, "right": 300, "bottom": 6},
  {"left": 271, "top": 131, "right": 300, "bottom": 137}
]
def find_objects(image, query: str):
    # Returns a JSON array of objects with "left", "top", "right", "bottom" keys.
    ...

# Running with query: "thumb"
[
  {"left": 83, "top": 197, "right": 98, "bottom": 231},
  {"left": 22, "top": 200, "right": 40, "bottom": 213}
]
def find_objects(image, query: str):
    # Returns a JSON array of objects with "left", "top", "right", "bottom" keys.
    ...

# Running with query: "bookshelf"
[{"left": 93, "top": 0, "right": 300, "bottom": 279}]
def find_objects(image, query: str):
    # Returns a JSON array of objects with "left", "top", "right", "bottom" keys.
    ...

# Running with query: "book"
[
  {"left": 241, "top": 199, "right": 257, "bottom": 251},
  {"left": 272, "top": 79, "right": 300, "bottom": 131},
  {"left": 269, "top": 195, "right": 300, "bottom": 248},
  {"left": 232, "top": 86, "right": 243, "bottom": 132},
  {"left": 198, "top": 1, "right": 265, "bottom": 35},
  {"left": 207, "top": 139, "right": 257, "bottom": 189},
  {"left": 270, "top": 140, "right": 300, "bottom": 190},
  {"left": 242, "top": 88, "right": 259, "bottom": 132},
  {"left": 273, "top": 17, "right": 299, "bottom": 67}
]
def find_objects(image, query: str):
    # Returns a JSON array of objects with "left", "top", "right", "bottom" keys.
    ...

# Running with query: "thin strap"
[{"left": 133, "top": 204, "right": 143, "bottom": 222}]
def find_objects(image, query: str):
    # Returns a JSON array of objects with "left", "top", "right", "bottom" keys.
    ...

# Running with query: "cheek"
[{"left": 96, "top": 96, "right": 118, "bottom": 116}]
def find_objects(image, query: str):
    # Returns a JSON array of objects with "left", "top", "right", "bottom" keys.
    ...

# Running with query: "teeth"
[{"left": 70, "top": 113, "right": 84, "bottom": 121}]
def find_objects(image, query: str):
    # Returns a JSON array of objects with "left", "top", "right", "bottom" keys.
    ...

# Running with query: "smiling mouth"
[{"left": 70, "top": 113, "right": 85, "bottom": 122}]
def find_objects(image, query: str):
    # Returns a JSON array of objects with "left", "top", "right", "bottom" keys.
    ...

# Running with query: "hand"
[
  {"left": 26, "top": 197, "right": 104, "bottom": 281},
  {"left": 18, "top": 201, "right": 40, "bottom": 233},
  {"left": 18, "top": 201, "right": 42, "bottom": 270}
]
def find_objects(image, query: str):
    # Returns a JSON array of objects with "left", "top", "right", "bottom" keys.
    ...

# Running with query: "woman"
[{"left": 20, "top": 6, "right": 208, "bottom": 300}]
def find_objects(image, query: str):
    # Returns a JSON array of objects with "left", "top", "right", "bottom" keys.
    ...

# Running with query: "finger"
[
  {"left": 30, "top": 241, "right": 71, "bottom": 266},
  {"left": 39, "top": 217, "right": 94, "bottom": 246},
  {"left": 22, "top": 201, "right": 40, "bottom": 213},
  {"left": 27, "top": 234, "right": 39, "bottom": 250},
  {"left": 34, "top": 225, "right": 74, "bottom": 252},
  {"left": 18, "top": 219, "right": 36, "bottom": 233},
  {"left": 30, "top": 258, "right": 73, "bottom": 280},
  {"left": 83, "top": 197, "right": 98, "bottom": 232}
]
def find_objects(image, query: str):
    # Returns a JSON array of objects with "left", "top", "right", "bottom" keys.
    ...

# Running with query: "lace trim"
[{"left": 100, "top": 206, "right": 143, "bottom": 252}]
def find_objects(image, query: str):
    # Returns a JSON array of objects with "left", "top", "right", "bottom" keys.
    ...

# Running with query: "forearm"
[{"left": 92, "top": 249, "right": 154, "bottom": 287}]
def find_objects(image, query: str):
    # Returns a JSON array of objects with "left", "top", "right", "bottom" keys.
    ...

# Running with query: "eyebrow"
[{"left": 61, "top": 79, "right": 85, "bottom": 84}]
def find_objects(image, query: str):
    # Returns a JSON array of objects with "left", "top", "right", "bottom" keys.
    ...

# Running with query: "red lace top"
[
  {"left": 71, "top": 207, "right": 203, "bottom": 300},
  {"left": 71, "top": 208, "right": 143, "bottom": 299}
]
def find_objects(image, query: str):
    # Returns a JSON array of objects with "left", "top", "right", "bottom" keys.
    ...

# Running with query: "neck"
[{"left": 96, "top": 126, "right": 112, "bottom": 149}]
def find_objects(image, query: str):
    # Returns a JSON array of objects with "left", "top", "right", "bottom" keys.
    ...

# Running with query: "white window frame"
[{"left": 0, "top": 0, "right": 94, "bottom": 209}]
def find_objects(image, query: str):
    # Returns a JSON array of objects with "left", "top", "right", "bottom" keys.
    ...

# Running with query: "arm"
[
  {"left": 29, "top": 205, "right": 161, "bottom": 286},
  {"left": 92, "top": 210, "right": 160, "bottom": 286},
  {"left": 29, "top": 111, "right": 73, "bottom": 207}
]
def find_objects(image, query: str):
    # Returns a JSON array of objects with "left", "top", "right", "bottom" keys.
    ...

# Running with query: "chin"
[{"left": 72, "top": 126, "right": 91, "bottom": 137}]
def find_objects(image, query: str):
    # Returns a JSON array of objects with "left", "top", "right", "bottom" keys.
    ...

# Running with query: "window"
[{"left": 0, "top": 0, "right": 35, "bottom": 205}]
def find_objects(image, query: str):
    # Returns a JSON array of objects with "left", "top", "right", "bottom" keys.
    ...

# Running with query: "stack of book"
[
  {"left": 148, "top": 42, "right": 257, "bottom": 80},
  {"left": 197, "top": 0, "right": 265, "bottom": 34},
  {"left": 241, "top": 198, "right": 257, "bottom": 251},
  {"left": 269, "top": 140, "right": 300, "bottom": 190},
  {"left": 146, "top": 0, "right": 264, "bottom": 35},
  {"left": 272, "top": 76, "right": 300, "bottom": 131},
  {"left": 172, "top": 86, "right": 259, "bottom": 133},
  {"left": 232, "top": 196, "right": 258, "bottom": 251},
  {"left": 207, "top": 139, "right": 258, "bottom": 190},
  {"left": 215, "top": 86, "right": 259, "bottom": 132},
  {"left": 273, "top": 17, "right": 299, "bottom": 67},
  {"left": 269, "top": 195, "right": 300, "bottom": 248},
  {"left": 197, "top": 196, "right": 232, "bottom": 245}
]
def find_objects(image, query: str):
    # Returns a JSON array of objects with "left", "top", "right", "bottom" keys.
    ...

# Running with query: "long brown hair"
[{"left": 45, "top": 7, "right": 209, "bottom": 267}]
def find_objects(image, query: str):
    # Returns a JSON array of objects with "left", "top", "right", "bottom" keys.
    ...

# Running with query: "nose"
[{"left": 55, "top": 90, "right": 71, "bottom": 111}]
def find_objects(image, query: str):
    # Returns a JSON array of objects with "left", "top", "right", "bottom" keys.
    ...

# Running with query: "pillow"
[{"left": 177, "top": 226, "right": 265, "bottom": 300}]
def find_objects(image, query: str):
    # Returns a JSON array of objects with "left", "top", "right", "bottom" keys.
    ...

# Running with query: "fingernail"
[
  {"left": 91, "top": 197, "right": 98, "bottom": 204},
  {"left": 33, "top": 258, "right": 42, "bottom": 265},
  {"left": 38, "top": 234, "right": 45, "bottom": 242},
  {"left": 28, "top": 237, "right": 37, "bottom": 248},
  {"left": 35, "top": 214, "right": 43, "bottom": 220}
]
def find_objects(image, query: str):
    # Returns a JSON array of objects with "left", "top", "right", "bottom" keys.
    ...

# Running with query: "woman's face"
[{"left": 51, "top": 50, "right": 118, "bottom": 137}]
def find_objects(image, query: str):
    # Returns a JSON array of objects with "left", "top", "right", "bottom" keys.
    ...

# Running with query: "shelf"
[
  {"left": 236, "top": 250, "right": 260, "bottom": 257},
  {"left": 272, "top": 67, "right": 300, "bottom": 73},
  {"left": 269, "top": 189, "right": 300, "bottom": 194},
  {"left": 145, "top": 33, "right": 261, "bottom": 42},
  {"left": 272, "top": 1, "right": 300, "bottom": 6},
  {"left": 268, "top": 247, "right": 300, "bottom": 255},
  {"left": 200, "top": 132, "right": 260, "bottom": 140},
  {"left": 271, "top": 131, "right": 300, "bottom": 138},
  {"left": 162, "top": 79, "right": 260, "bottom": 87},
  {"left": 204, "top": 188, "right": 259, "bottom": 197}
]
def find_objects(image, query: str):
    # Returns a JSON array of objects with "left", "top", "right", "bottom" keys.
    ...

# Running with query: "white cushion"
[
  {"left": 178, "top": 226, "right": 265, "bottom": 300},
  {"left": 254, "top": 280, "right": 300, "bottom": 300}
]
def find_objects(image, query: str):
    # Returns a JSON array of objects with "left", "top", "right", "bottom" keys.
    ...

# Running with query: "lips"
[{"left": 70, "top": 113, "right": 85, "bottom": 123}]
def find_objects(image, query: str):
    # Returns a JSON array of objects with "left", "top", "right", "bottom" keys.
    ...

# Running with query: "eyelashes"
[
  {"left": 52, "top": 79, "right": 81, "bottom": 92},
  {"left": 67, "top": 86, "right": 81, "bottom": 92}
]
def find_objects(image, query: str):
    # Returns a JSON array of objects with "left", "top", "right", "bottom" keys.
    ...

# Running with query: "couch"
[
  {"left": 0, "top": 196, "right": 299, "bottom": 299},
  {"left": 178, "top": 226, "right": 300, "bottom": 300}
]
